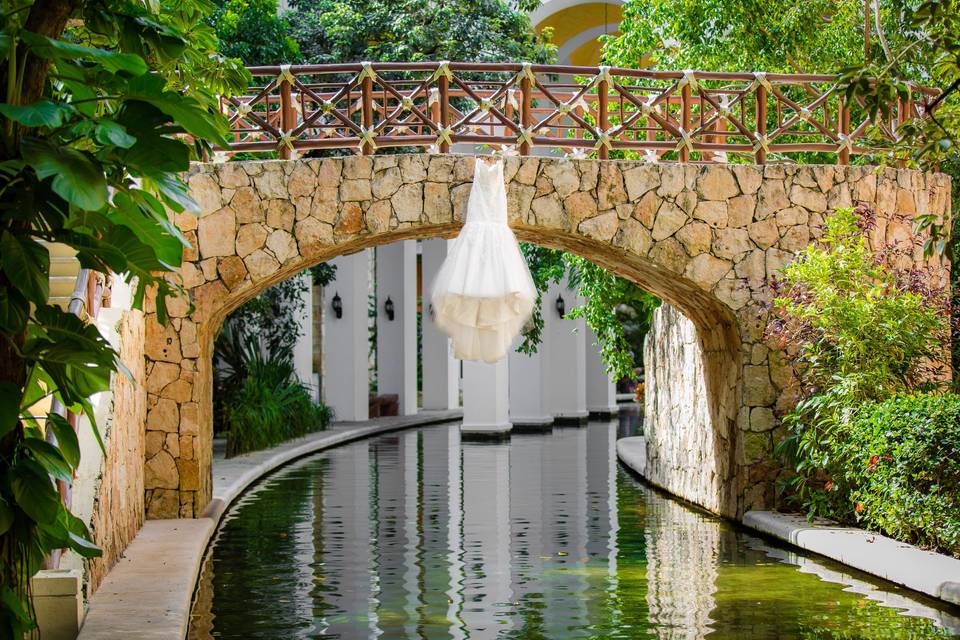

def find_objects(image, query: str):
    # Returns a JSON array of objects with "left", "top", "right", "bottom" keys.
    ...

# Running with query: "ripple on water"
[{"left": 188, "top": 422, "right": 960, "bottom": 640}]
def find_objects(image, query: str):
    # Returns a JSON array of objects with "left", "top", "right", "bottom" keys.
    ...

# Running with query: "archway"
[{"left": 142, "top": 153, "right": 950, "bottom": 520}]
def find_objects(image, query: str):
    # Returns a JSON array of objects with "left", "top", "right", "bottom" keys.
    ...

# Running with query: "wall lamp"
[
  {"left": 384, "top": 296, "right": 395, "bottom": 321},
  {"left": 331, "top": 292, "right": 343, "bottom": 319},
  {"left": 555, "top": 294, "right": 566, "bottom": 318}
]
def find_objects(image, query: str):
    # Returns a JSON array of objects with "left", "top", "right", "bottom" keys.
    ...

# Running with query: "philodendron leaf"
[
  {"left": 0, "top": 231, "right": 49, "bottom": 305},
  {"left": 20, "top": 31, "right": 148, "bottom": 75},
  {"left": 0, "top": 382, "right": 20, "bottom": 439},
  {"left": 11, "top": 460, "right": 61, "bottom": 524},
  {"left": 21, "top": 137, "right": 108, "bottom": 210},
  {"left": 23, "top": 438, "right": 73, "bottom": 482},
  {"left": 0, "top": 496, "right": 13, "bottom": 536},
  {"left": 0, "top": 100, "right": 74, "bottom": 127},
  {"left": 47, "top": 413, "right": 81, "bottom": 469},
  {"left": 94, "top": 121, "right": 136, "bottom": 148}
]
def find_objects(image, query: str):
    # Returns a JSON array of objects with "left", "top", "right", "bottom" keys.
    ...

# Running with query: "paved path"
[{"left": 77, "top": 410, "right": 461, "bottom": 640}]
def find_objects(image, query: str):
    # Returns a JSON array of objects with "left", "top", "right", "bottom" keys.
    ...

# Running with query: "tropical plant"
[
  {"left": 284, "top": 0, "right": 555, "bottom": 65},
  {"left": 768, "top": 206, "right": 951, "bottom": 523},
  {"left": 210, "top": 0, "right": 301, "bottom": 66},
  {"left": 517, "top": 244, "right": 660, "bottom": 381},
  {"left": 0, "top": 0, "right": 247, "bottom": 634},
  {"left": 221, "top": 329, "right": 331, "bottom": 456}
]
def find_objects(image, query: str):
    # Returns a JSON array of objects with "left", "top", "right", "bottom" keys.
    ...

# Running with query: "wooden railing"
[{"left": 220, "top": 62, "right": 937, "bottom": 164}]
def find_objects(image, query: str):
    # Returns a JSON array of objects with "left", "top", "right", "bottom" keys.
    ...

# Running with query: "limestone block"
[
  {"left": 676, "top": 221, "right": 712, "bottom": 256},
  {"left": 713, "top": 228, "right": 752, "bottom": 260},
  {"left": 197, "top": 207, "right": 236, "bottom": 258},
  {"left": 624, "top": 164, "right": 660, "bottom": 201},
  {"left": 373, "top": 166, "right": 402, "bottom": 199},
  {"left": 564, "top": 190, "right": 597, "bottom": 228},
  {"left": 652, "top": 202, "right": 687, "bottom": 241},
  {"left": 579, "top": 210, "right": 619, "bottom": 241},
  {"left": 684, "top": 254, "right": 731, "bottom": 289},
  {"left": 696, "top": 166, "right": 740, "bottom": 200},
  {"left": 693, "top": 200, "right": 727, "bottom": 228},
  {"left": 236, "top": 223, "right": 268, "bottom": 258},
  {"left": 340, "top": 179, "right": 372, "bottom": 202},
  {"left": 392, "top": 182, "right": 423, "bottom": 222}
]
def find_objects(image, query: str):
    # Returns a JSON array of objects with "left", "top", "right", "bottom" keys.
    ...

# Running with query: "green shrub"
[
  {"left": 225, "top": 354, "right": 332, "bottom": 456},
  {"left": 769, "top": 206, "right": 955, "bottom": 552},
  {"left": 840, "top": 393, "right": 960, "bottom": 553},
  {"left": 216, "top": 322, "right": 332, "bottom": 456}
]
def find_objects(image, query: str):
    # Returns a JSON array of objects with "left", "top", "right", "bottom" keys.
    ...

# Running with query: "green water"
[{"left": 189, "top": 422, "right": 960, "bottom": 639}]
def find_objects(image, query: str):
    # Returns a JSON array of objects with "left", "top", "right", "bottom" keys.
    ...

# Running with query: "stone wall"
[
  {"left": 643, "top": 304, "right": 725, "bottom": 513},
  {"left": 150, "top": 154, "right": 949, "bottom": 519},
  {"left": 63, "top": 306, "right": 147, "bottom": 598}
]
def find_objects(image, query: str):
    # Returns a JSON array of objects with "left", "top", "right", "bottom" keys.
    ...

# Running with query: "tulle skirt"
[{"left": 431, "top": 221, "right": 536, "bottom": 363}]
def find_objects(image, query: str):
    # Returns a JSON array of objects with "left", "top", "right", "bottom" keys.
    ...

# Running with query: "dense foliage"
[
  {"left": 211, "top": 0, "right": 301, "bottom": 65},
  {"left": 518, "top": 244, "right": 660, "bottom": 381},
  {"left": 769, "top": 207, "right": 952, "bottom": 544},
  {"left": 285, "top": 0, "right": 554, "bottom": 64},
  {"left": 842, "top": 393, "right": 960, "bottom": 553},
  {"left": 215, "top": 324, "right": 331, "bottom": 456},
  {"left": 0, "top": 0, "right": 247, "bottom": 634}
]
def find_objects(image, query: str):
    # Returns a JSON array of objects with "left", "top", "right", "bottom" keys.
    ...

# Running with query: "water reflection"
[{"left": 189, "top": 422, "right": 959, "bottom": 639}]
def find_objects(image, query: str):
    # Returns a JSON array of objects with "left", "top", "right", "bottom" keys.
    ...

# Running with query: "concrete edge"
[
  {"left": 202, "top": 410, "right": 462, "bottom": 521},
  {"left": 79, "top": 411, "right": 461, "bottom": 640},
  {"left": 743, "top": 511, "right": 960, "bottom": 608},
  {"left": 615, "top": 436, "right": 960, "bottom": 609}
]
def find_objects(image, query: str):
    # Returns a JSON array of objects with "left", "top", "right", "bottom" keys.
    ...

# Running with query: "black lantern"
[
  {"left": 384, "top": 296, "right": 395, "bottom": 321},
  {"left": 555, "top": 294, "right": 566, "bottom": 317},
  {"left": 331, "top": 292, "right": 343, "bottom": 319}
]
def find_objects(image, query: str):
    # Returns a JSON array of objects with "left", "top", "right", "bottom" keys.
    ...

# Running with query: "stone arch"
[{"left": 142, "top": 153, "right": 951, "bottom": 520}]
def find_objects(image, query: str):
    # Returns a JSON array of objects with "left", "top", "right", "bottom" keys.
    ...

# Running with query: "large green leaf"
[
  {"left": 94, "top": 121, "right": 136, "bottom": 148},
  {"left": 109, "top": 191, "right": 184, "bottom": 267},
  {"left": 23, "top": 438, "right": 72, "bottom": 482},
  {"left": 0, "top": 382, "right": 20, "bottom": 439},
  {"left": 125, "top": 74, "right": 230, "bottom": 147},
  {"left": 20, "top": 31, "right": 148, "bottom": 75},
  {"left": 21, "top": 138, "right": 108, "bottom": 211},
  {"left": 11, "top": 460, "right": 61, "bottom": 525},
  {"left": 0, "top": 496, "right": 13, "bottom": 536},
  {"left": 0, "top": 100, "right": 74, "bottom": 128},
  {"left": 0, "top": 231, "right": 49, "bottom": 305},
  {"left": 0, "top": 286, "right": 29, "bottom": 333}
]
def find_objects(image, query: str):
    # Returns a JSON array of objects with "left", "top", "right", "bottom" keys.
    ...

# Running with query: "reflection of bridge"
[{"left": 221, "top": 62, "right": 934, "bottom": 162}]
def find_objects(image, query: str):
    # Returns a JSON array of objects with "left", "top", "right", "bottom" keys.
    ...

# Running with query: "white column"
[
  {"left": 508, "top": 338, "right": 552, "bottom": 429},
  {"left": 421, "top": 239, "right": 459, "bottom": 410},
  {"left": 545, "top": 279, "right": 588, "bottom": 424},
  {"left": 324, "top": 251, "right": 370, "bottom": 422},
  {"left": 585, "top": 324, "right": 618, "bottom": 419},
  {"left": 291, "top": 273, "right": 316, "bottom": 402},
  {"left": 461, "top": 359, "right": 510, "bottom": 438},
  {"left": 376, "top": 240, "right": 418, "bottom": 415}
]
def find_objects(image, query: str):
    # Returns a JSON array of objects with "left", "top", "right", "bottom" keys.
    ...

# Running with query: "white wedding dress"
[{"left": 430, "top": 159, "right": 536, "bottom": 363}]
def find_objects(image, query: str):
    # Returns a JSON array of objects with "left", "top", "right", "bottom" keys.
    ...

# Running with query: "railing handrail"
[{"left": 220, "top": 61, "right": 938, "bottom": 164}]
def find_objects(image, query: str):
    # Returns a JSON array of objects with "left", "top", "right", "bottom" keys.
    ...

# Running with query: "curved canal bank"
[{"left": 189, "top": 421, "right": 959, "bottom": 639}]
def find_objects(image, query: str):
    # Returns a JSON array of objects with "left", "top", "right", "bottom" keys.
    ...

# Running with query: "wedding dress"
[{"left": 430, "top": 158, "right": 536, "bottom": 363}]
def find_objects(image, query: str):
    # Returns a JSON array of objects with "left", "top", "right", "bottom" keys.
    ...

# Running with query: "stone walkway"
[{"left": 77, "top": 410, "right": 462, "bottom": 640}]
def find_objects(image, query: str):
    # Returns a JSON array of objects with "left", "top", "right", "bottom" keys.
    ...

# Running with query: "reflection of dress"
[{"left": 430, "top": 159, "right": 536, "bottom": 363}]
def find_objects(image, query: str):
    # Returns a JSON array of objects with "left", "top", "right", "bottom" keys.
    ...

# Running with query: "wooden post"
[
  {"left": 838, "top": 97, "right": 851, "bottom": 165},
  {"left": 598, "top": 78, "right": 609, "bottom": 160},
  {"left": 520, "top": 74, "right": 532, "bottom": 155},
  {"left": 439, "top": 74, "right": 450, "bottom": 154},
  {"left": 755, "top": 84, "right": 767, "bottom": 165},
  {"left": 279, "top": 77, "right": 295, "bottom": 160},
  {"left": 361, "top": 74, "right": 374, "bottom": 156},
  {"left": 679, "top": 82, "right": 691, "bottom": 163}
]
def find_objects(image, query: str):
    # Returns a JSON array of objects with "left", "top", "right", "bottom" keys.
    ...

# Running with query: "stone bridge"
[{"left": 142, "top": 153, "right": 950, "bottom": 520}]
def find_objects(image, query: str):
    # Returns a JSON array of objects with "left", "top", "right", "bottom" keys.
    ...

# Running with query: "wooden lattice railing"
[{"left": 220, "top": 62, "right": 937, "bottom": 163}]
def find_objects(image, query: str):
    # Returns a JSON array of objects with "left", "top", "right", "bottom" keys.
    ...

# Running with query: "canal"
[{"left": 189, "top": 420, "right": 959, "bottom": 639}]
